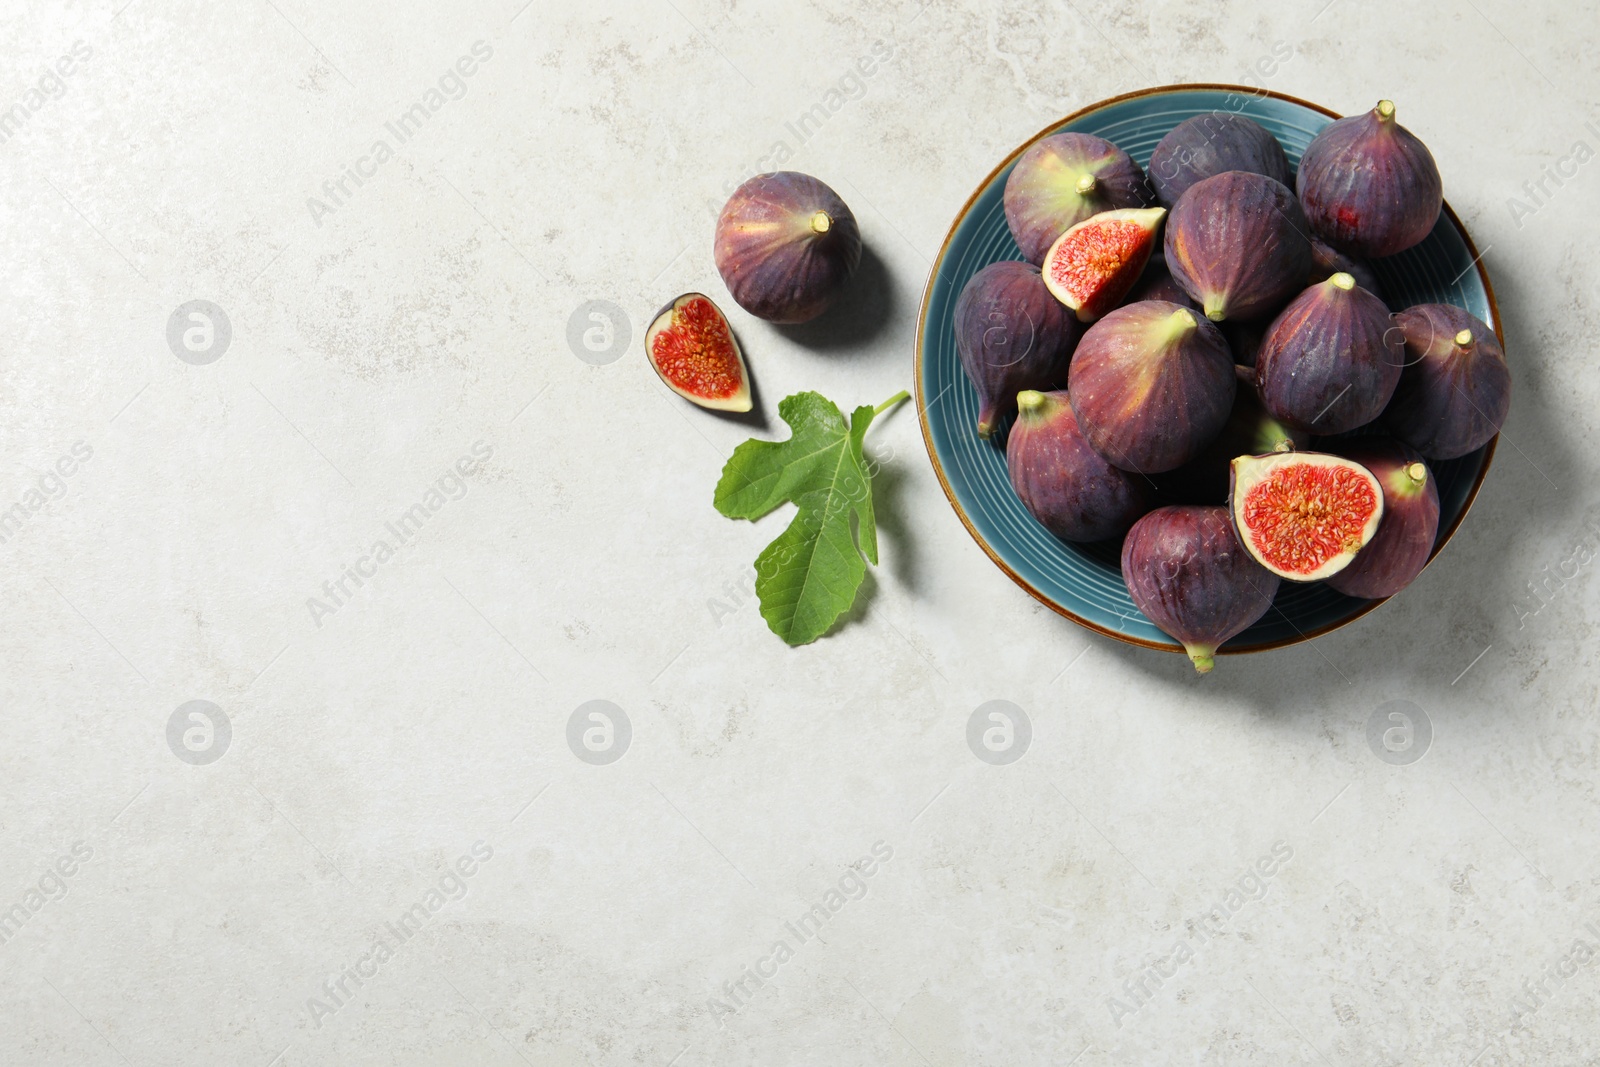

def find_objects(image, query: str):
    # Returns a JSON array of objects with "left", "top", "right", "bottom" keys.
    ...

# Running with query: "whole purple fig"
[
  {"left": 1297, "top": 100, "right": 1442, "bottom": 258},
  {"left": 1164, "top": 171, "right": 1313, "bottom": 323},
  {"left": 1308, "top": 237, "right": 1381, "bottom": 298},
  {"left": 1255, "top": 273, "right": 1403, "bottom": 434},
  {"left": 1384, "top": 304, "right": 1510, "bottom": 459},
  {"left": 1148, "top": 112, "right": 1292, "bottom": 208},
  {"left": 1069, "top": 301, "right": 1236, "bottom": 473},
  {"left": 1003, "top": 132, "right": 1153, "bottom": 264},
  {"left": 1324, "top": 438, "right": 1440, "bottom": 599},
  {"left": 954, "top": 261, "right": 1083, "bottom": 436},
  {"left": 1121, "top": 505, "right": 1280, "bottom": 674},
  {"left": 715, "top": 172, "right": 861, "bottom": 323},
  {"left": 1006, "top": 390, "right": 1152, "bottom": 542}
]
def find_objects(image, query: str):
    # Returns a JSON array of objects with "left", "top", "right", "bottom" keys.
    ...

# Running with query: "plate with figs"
[{"left": 915, "top": 84, "right": 1507, "bottom": 671}]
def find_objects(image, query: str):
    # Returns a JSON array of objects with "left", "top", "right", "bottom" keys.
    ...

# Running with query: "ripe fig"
[
  {"left": 1324, "top": 438, "right": 1440, "bottom": 599},
  {"left": 1153, "top": 382, "right": 1308, "bottom": 505},
  {"left": 1229, "top": 450, "right": 1383, "bottom": 582},
  {"left": 1255, "top": 272, "right": 1403, "bottom": 434},
  {"left": 1308, "top": 237, "right": 1381, "bottom": 299},
  {"left": 1121, "top": 505, "right": 1280, "bottom": 674},
  {"left": 1296, "top": 100, "right": 1442, "bottom": 258},
  {"left": 1042, "top": 207, "right": 1167, "bottom": 322},
  {"left": 1006, "top": 390, "right": 1152, "bottom": 542},
  {"left": 1384, "top": 303, "right": 1510, "bottom": 460},
  {"left": 1164, "top": 171, "right": 1313, "bottom": 323},
  {"left": 714, "top": 172, "right": 861, "bottom": 324},
  {"left": 1068, "top": 300, "right": 1236, "bottom": 473},
  {"left": 645, "top": 293, "right": 751, "bottom": 412},
  {"left": 1123, "top": 254, "right": 1199, "bottom": 310},
  {"left": 954, "top": 261, "right": 1083, "bottom": 437},
  {"left": 1003, "top": 132, "right": 1153, "bottom": 264},
  {"left": 1147, "top": 112, "right": 1292, "bottom": 208}
]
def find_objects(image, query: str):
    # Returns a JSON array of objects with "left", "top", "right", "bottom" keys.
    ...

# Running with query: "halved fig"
[
  {"left": 645, "top": 293, "right": 751, "bottom": 412},
  {"left": 1041, "top": 207, "right": 1166, "bottom": 322},
  {"left": 1229, "top": 451, "right": 1383, "bottom": 581}
]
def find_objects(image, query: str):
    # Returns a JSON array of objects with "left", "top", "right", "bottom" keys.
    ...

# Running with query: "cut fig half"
[
  {"left": 645, "top": 293, "right": 752, "bottom": 412},
  {"left": 1229, "top": 451, "right": 1383, "bottom": 582},
  {"left": 1041, "top": 207, "right": 1166, "bottom": 322}
]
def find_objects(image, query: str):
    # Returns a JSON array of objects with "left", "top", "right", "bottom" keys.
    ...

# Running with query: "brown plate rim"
[{"left": 913, "top": 82, "right": 1502, "bottom": 657}]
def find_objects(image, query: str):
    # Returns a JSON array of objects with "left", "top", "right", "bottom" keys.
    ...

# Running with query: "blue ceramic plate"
[{"left": 915, "top": 85, "right": 1501, "bottom": 656}]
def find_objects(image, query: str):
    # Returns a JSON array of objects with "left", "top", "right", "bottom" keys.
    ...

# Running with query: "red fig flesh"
[
  {"left": 1164, "top": 171, "right": 1313, "bottom": 323},
  {"left": 1324, "top": 439, "right": 1440, "bottom": 599},
  {"left": 1006, "top": 390, "right": 1152, "bottom": 542},
  {"left": 645, "top": 293, "right": 751, "bottom": 412},
  {"left": 1384, "top": 303, "right": 1510, "bottom": 460},
  {"left": 1042, "top": 207, "right": 1167, "bottom": 322},
  {"left": 1069, "top": 301, "right": 1236, "bottom": 473},
  {"left": 1121, "top": 505, "right": 1280, "bottom": 674},
  {"left": 715, "top": 172, "right": 861, "bottom": 323},
  {"left": 1004, "top": 132, "right": 1154, "bottom": 264},
  {"left": 1297, "top": 100, "right": 1442, "bottom": 258},
  {"left": 1255, "top": 273, "right": 1403, "bottom": 434},
  {"left": 954, "top": 261, "right": 1083, "bottom": 436},
  {"left": 1148, "top": 112, "right": 1292, "bottom": 208},
  {"left": 1229, "top": 451, "right": 1383, "bottom": 582}
]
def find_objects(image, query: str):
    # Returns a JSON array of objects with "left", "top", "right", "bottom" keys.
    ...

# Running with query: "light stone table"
[{"left": 3, "top": 0, "right": 1597, "bottom": 1063}]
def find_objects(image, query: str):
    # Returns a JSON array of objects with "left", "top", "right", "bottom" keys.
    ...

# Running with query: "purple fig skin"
[
  {"left": 1297, "top": 100, "right": 1443, "bottom": 258},
  {"left": 1323, "top": 438, "right": 1440, "bottom": 599},
  {"left": 1164, "top": 171, "right": 1313, "bottom": 323},
  {"left": 714, "top": 172, "right": 862, "bottom": 324},
  {"left": 1148, "top": 112, "right": 1293, "bottom": 208},
  {"left": 1004, "top": 132, "right": 1153, "bottom": 264},
  {"left": 1384, "top": 303, "right": 1511, "bottom": 460},
  {"left": 1122, "top": 254, "right": 1199, "bottom": 311},
  {"left": 1006, "top": 390, "right": 1152, "bottom": 542},
  {"left": 1069, "top": 301, "right": 1237, "bottom": 473},
  {"left": 1255, "top": 273, "right": 1403, "bottom": 434},
  {"left": 954, "top": 261, "right": 1084, "bottom": 436},
  {"left": 1308, "top": 237, "right": 1381, "bottom": 298},
  {"left": 1152, "top": 384, "right": 1309, "bottom": 505},
  {"left": 1121, "top": 505, "right": 1280, "bottom": 674},
  {"left": 1219, "top": 315, "right": 1276, "bottom": 368}
]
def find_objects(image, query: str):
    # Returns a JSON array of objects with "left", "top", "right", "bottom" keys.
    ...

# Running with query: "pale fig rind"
[
  {"left": 715, "top": 172, "right": 862, "bottom": 324},
  {"left": 1148, "top": 112, "right": 1292, "bottom": 208},
  {"left": 1297, "top": 100, "right": 1443, "bottom": 258},
  {"left": 1003, "top": 132, "right": 1154, "bottom": 265},
  {"left": 1384, "top": 303, "right": 1510, "bottom": 460},
  {"left": 1255, "top": 273, "right": 1403, "bottom": 434},
  {"left": 1121, "top": 504, "right": 1280, "bottom": 674},
  {"left": 1006, "top": 390, "right": 1152, "bottom": 542},
  {"left": 1041, "top": 207, "right": 1167, "bottom": 322},
  {"left": 1324, "top": 438, "right": 1440, "bottom": 599},
  {"left": 1164, "top": 171, "right": 1313, "bottom": 323},
  {"left": 954, "top": 261, "right": 1083, "bottom": 437},
  {"left": 645, "top": 293, "right": 752, "bottom": 412},
  {"left": 1069, "top": 300, "right": 1236, "bottom": 473},
  {"left": 1229, "top": 451, "right": 1384, "bottom": 582}
]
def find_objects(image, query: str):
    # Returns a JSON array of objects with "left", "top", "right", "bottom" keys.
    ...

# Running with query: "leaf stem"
[{"left": 874, "top": 390, "right": 910, "bottom": 416}]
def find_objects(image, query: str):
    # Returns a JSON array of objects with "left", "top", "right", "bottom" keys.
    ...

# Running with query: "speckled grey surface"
[{"left": 2, "top": 1, "right": 1598, "bottom": 1064}]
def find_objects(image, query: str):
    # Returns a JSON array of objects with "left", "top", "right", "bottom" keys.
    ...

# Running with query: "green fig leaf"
[{"left": 713, "top": 390, "right": 906, "bottom": 646}]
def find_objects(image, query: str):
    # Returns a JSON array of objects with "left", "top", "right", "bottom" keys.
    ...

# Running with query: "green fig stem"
[
  {"left": 1204, "top": 304, "right": 1227, "bottom": 323},
  {"left": 1076, "top": 174, "right": 1097, "bottom": 196},
  {"left": 1405, "top": 461, "right": 1428, "bottom": 486},
  {"left": 1187, "top": 645, "right": 1217, "bottom": 674},
  {"left": 1330, "top": 272, "right": 1356, "bottom": 291},
  {"left": 1376, "top": 99, "right": 1396, "bottom": 123},
  {"left": 1454, "top": 328, "right": 1474, "bottom": 350},
  {"left": 810, "top": 211, "right": 833, "bottom": 235},
  {"left": 1016, "top": 390, "right": 1046, "bottom": 416},
  {"left": 874, "top": 390, "right": 910, "bottom": 417}
]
